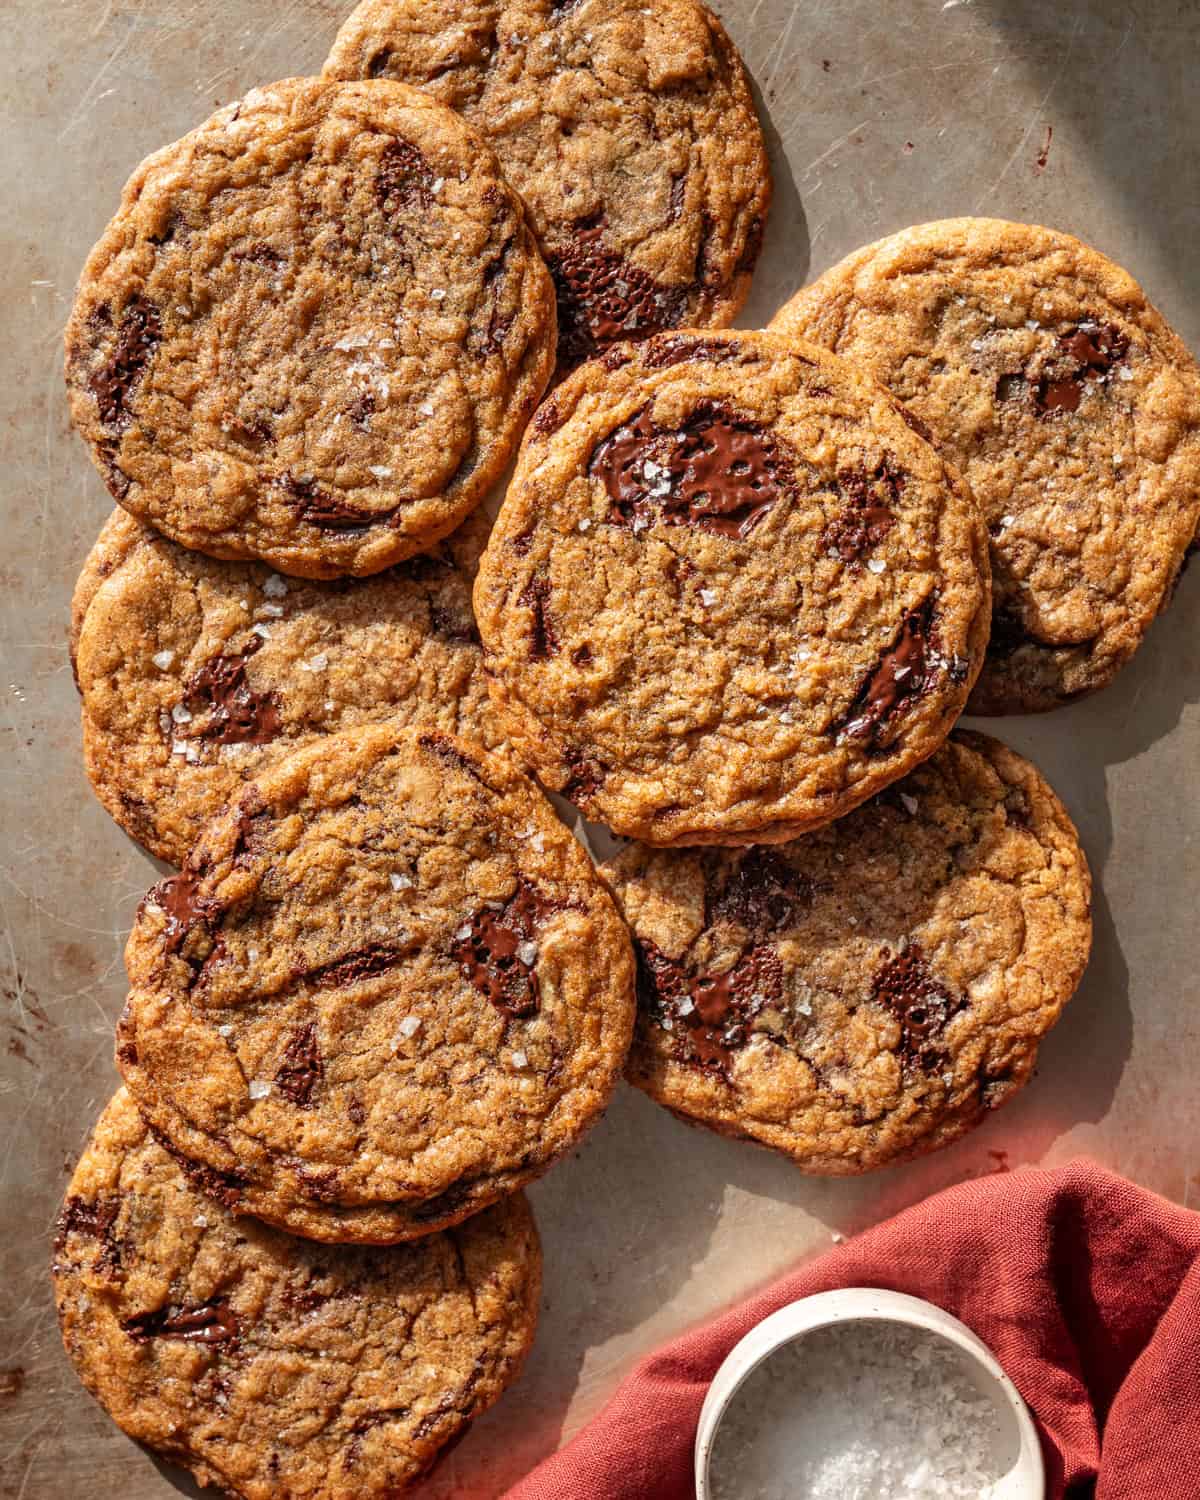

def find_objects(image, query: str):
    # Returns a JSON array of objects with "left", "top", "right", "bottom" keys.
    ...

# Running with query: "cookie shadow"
[{"left": 737, "top": 75, "right": 811, "bottom": 328}]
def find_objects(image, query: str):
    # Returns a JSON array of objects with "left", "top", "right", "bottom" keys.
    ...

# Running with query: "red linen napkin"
[{"left": 504, "top": 1162, "right": 1200, "bottom": 1499}]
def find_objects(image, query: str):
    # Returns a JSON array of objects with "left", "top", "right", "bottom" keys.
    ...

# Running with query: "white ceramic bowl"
[{"left": 694, "top": 1287, "right": 1045, "bottom": 1499}]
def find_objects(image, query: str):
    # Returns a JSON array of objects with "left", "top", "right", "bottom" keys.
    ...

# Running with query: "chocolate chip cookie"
[
  {"left": 54, "top": 1089, "right": 540, "bottom": 1498},
  {"left": 770, "top": 218, "right": 1200, "bottom": 712},
  {"left": 474, "top": 329, "right": 991, "bottom": 846},
  {"left": 604, "top": 731, "right": 1092, "bottom": 1173},
  {"left": 116, "top": 723, "right": 635, "bottom": 1242},
  {"left": 324, "top": 0, "right": 770, "bottom": 375},
  {"left": 73, "top": 506, "right": 499, "bottom": 865},
  {"left": 64, "top": 77, "right": 556, "bottom": 579}
]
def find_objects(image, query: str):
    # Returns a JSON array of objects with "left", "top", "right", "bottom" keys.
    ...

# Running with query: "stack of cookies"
[{"left": 54, "top": 3, "right": 1200, "bottom": 1496}]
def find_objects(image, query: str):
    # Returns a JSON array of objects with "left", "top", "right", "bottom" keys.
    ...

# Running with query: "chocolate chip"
[
  {"left": 89, "top": 294, "right": 161, "bottom": 432},
  {"left": 821, "top": 460, "right": 903, "bottom": 563},
  {"left": 274, "top": 1022, "right": 323, "bottom": 1107},
  {"left": 548, "top": 214, "right": 688, "bottom": 368},
  {"left": 181, "top": 638, "right": 281, "bottom": 746},
  {"left": 123, "top": 1299, "right": 240, "bottom": 1346},
  {"left": 279, "top": 472, "right": 380, "bottom": 530},
  {"left": 870, "top": 942, "right": 965, "bottom": 1073},
  {"left": 1034, "top": 321, "right": 1130, "bottom": 416},
  {"left": 636, "top": 938, "right": 783, "bottom": 1078},
  {"left": 53, "top": 1194, "right": 121, "bottom": 1274},
  {"left": 375, "top": 139, "right": 433, "bottom": 214},
  {"left": 832, "top": 596, "right": 941, "bottom": 748},
  {"left": 640, "top": 336, "right": 745, "bottom": 370},
  {"left": 303, "top": 945, "right": 408, "bottom": 991},
  {"left": 147, "top": 869, "right": 221, "bottom": 956},
  {"left": 519, "top": 575, "right": 559, "bottom": 658},
  {"left": 590, "top": 399, "right": 789, "bottom": 539},
  {"left": 454, "top": 879, "right": 556, "bottom": 1019},
  {"left": 231, "top": 791, "right": 271, "bottom": 869},
  {"left": 710, "top": 849, "right": 811, "bottom": 934}
]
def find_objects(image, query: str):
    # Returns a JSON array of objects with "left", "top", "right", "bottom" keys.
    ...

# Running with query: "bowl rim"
[{"left": 693, "top": 1286, "right": 1045, "bottom": 1499}]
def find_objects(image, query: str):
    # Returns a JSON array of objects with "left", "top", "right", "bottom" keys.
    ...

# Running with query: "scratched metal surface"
[{"left": 3, "top": 1, "right": 1200, "bottom": 1495}]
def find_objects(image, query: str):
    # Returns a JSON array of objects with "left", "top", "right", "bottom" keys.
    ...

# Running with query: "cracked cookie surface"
[
  {"left": 324, "top": 0, "right": 770, "bottom": 376},
  {"left": 116, "top": 724, "right": 635, "bottom": 1242},
  {"left": 474, "top": 329, "right": 991, "bottom": 845},
  {"left": 770, "top": 218, "right": 1200, "bottom": 712},
  {"left": 53, "top": 1090, "right": 540, "bottom": 1500},
  {"left": 603, "top": 731, "right": 1092, "bottom": 1173},
  {"left": 73, "top": 507, "right": 500, "bottom": 865},
  {"left": 64, "top": 77, "right": 555, "bottom": 578}
]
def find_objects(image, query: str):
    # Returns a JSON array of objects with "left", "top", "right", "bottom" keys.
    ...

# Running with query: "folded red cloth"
[{"left": 504, "top": 1161, "right": 1200, "bottom": 1500}]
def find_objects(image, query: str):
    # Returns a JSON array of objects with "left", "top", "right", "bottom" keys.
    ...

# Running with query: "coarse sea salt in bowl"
[{"left": 694, "top": 1288, "right": 1044, "bottom": 1500}]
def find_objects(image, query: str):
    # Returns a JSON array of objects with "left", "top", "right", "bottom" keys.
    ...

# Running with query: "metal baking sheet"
[{"left": 3, "top": 1, "right": 1199, "bottom": 1495}]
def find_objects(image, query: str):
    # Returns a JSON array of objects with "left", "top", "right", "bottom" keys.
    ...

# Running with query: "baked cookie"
[
  {"left": 64, "top": 77, "right": 556, "bottom": 578},
  {"left": 73, "top": 506, "right": 499, "bottom": 865},
  {"left": 325, "top": 0, "right": 770, "bottom": 375},
  {"left": 770, "top": 218, "right": 1200, "bottom": 712},
  {"left": 116, "top": 724, "right": 635, "bottom": 1242},
  {"left": 474, "top": 329, "right": 991, "bottom": 846},
  {"left": 54, "top": 1089, "right": 540, "bottom": 1499},
  {"left": 604, "top": 731, "right": 1091, "bottom": 1173}
]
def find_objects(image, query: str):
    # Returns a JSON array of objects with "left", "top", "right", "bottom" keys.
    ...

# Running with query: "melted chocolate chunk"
[
  {"left": 871, "top": 942, "right": 966, "bottom": 1072},
  {"left": 90, "top": 294, "right": 161, "bottom": 431},
  {"left": 157, "top": 1140, "right": 249, "bottom": 1209},
  {"left": 1035, "top": 322, "right": 1130, "bottom": 416},
  {"left": 454, "top": 879, "right": 555, "bottom": 1019},
  {"left": 181, "top": 638, "right": 280, "bottom": 746},
  {"left": 548, "top": 214, "right": 688, "bottom": 368},
  {"left": 53, "top": 1194, "right": 121, "bottom": 1273},
  {"left": 303, "top": 945, "right": 407, "bottom": 991},
  {"left": 279, "top": 472, "right": 381, "bottom": 531},
  {"left": 412, "top": 1358, "right": 488, "bottom": 1440},
  {"left": 478, "top": 237, "right": 517, "bottom": 356},
  {"left": 148, "top": 869, "right": 221, "bottom": 956},
  {"left": 274, "top": 1022, "right": 323, "bottom": 1107},
  {"left": 637, "top": 938, "right": 783, "bottom": 1078},
  {"left": 641, "top": 336, "right": 745, "bottom": 370},
  {"left": 123, "top": 1299, "right": 240, "bottom": 1347},
  {"left": 590, "top": 399, "right": 788, "bottom": 539},
  {"left": 822, "top": 460, "right": 903, "bottom": 563},
  {"left": 519, "top": 576, "right": 559, "bottom": 659},
  {"left": 710, "top": 849, "right": 811, "bottom": 934},
  {"left": 832, "top": 596, "right": 940, "bottom": 748},
  {"left": 375, "top": 139, "right": 433, "bottom": 214}
]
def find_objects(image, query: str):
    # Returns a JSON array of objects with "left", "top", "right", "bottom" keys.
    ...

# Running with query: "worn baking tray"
[{"left": 3, "top": 1, "right": 1199, "bottom": 1494}]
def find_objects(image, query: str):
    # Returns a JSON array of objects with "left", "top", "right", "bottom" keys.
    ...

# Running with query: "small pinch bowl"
[{"left": 694, "top": 1287, "right": 1045, "bottom": 1500}]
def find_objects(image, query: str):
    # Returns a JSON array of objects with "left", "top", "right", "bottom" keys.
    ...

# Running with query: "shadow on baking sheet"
[
  {"left": 966, "top": 0, "right": 1200, "bottom": 309},
  {"left": 736, "top": 74, "right": 811, "bottom": 328}
]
